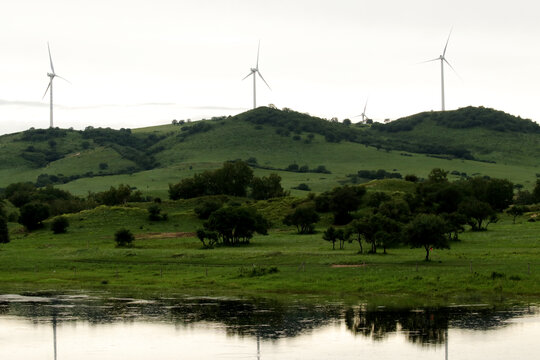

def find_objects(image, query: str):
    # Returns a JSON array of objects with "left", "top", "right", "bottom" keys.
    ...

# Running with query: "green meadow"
[{"left": 1, "top": 198, "right": 538, "bottom": 306}]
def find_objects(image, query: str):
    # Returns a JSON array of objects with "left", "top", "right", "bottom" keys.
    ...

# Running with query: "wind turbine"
[
  {"left": 357, "top": 97, "right": 369, "bottom": 123},
  {"left": 43, "top": 42, "right": 70, "bottom": 128},
  {"left": 242, "top": 41, "right": 271, "bottom": 109},
  {"left": 423, "top": 29, "right": 457, "bottom": 111}
]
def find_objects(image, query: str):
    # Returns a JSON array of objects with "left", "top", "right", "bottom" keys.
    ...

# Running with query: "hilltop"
[{"left": 0, "top": 106, "right": 539, "bottom": 197}]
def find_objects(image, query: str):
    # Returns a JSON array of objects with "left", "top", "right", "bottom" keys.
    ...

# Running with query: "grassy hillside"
[
  {"left": 1, "top": 199, "right": 538, "bottom": 304},
  {"left": 1, "top": 107, "right": 539, "bottom": 197}
]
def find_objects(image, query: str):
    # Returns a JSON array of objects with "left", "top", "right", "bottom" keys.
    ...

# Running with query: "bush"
[
  {"left": 115, "top": 228, "right": 134, "bottom": 247},
  {"left": 147, "top": 204, "right": 167, "bottom": 221},
  {"left": 194, "top": 199, "right": 223, "bottom": 219},
  {"left": 19, "top": 202, "right": 50, "bottom": 230},
  {"left": 294, "top": 183, "right": 311, "bottom": 191},
  {"left": 51, "top": 216, "right": 69, "bottom": 234}
]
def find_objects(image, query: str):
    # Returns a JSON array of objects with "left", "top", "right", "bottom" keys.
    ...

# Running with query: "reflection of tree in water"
[
  {"left": 344, "top": 308, "right": 447, "bottom": 344},
  {"left": 0, "top": 295, "right": 537, "bottom": 344},
  {"left": 398, "top": 310, "right": 448, "bottom": 345},
  {"left": 0, "top": 296, "right": 342, "bottom": 339},
  {"left": 167, "top": 298, "right": 342, "bottom": 339},
  {"left": 344, "top": 306, "right": 538, "bottom": 347},
  {"left": 344, "top": 308, "right": 398, "bottom": 341}
]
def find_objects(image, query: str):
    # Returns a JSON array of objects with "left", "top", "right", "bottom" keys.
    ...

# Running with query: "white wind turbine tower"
[
  {"left": 423, "top": 29, "right": 457, "bottom": 111},
  {"left": 242, "top": 42, "right": 271, "bottom": 109},
  {"left": 357, "top": 97, "right": 369, "bottom": 123},
  {"left": 43, "top": 42, "right": 70, "bottom": 128}
]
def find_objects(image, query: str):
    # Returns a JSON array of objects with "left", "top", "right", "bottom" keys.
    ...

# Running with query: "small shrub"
[
  {"left": 115, "top": 228, "right": 134, "bottom": 247},
  {"left": 238, "top": 265, "right": 279, "bottom": 277},
  {"left": 51, "top": 216, "right": 69, "bottom": 234},
  {"left": 491, "top": 271, "right": 505, "bottom": 280},
  {"left": 294, "top": 183, "right": 311, "bottom": 191}
]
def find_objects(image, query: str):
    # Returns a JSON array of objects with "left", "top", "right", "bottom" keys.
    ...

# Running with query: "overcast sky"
[{"left": 1, "top": 0, "right": 539, "bottom": 135}]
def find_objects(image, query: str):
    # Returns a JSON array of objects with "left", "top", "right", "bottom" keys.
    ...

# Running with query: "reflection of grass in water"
[{"left": 0, "top": 201, "right": 538, "bottom": 306}]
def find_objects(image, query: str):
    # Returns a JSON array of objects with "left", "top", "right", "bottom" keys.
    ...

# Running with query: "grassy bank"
[{"left": 1, "top": 201, "right": 539, "bottom": 306}]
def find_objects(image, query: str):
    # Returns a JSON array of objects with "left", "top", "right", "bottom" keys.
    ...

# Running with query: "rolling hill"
[{"left": 0, "top": 106, "right": 539, "bottom": 198}]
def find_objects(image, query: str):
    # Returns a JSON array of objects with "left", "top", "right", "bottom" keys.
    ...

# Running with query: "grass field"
[
  {"left": 1, "top": 108, "right": 539, "bottom": 197},
  {"left": 1, "top": 198, "right": 538, "bottom": 306}
]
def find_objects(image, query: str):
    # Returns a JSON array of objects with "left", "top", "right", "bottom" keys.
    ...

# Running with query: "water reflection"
[{"left": 0, "top": 294, "right": 538, "bottom": 360}]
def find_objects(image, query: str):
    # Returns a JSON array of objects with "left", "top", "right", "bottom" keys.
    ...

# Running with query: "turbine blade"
[
  {"left": 242, "top": 72, "right": 253, "bottom": 81},
  {"left": 257, "top": 71, "right": 271, "bottom": 90},
  {"left": 363, "top": 98, "right": 368, "bottom": 113},
  {"left": 443, "top": 27, "right": 453, "bottom": 57},
  {"left": 419, "top": 57, "right": 441, "bottom": 64},
  {"left": 443, "top": 58, "right": 461, "bottom": 79},
  {"left": 47, "top": 42, "right": 55, "bottom": 74},
  {"left": 55, "top": 74, "right": 71, "bottom": 84},
  {"left": 256, "top": 40, "right": 260, "bottom": 69},
  {"left": 42, "top": 80, "right": 52, "bottom": 99}
]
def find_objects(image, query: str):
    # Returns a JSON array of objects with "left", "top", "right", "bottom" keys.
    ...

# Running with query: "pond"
[{"left": 0, "top": 294, "right": 538, "bottom": 359}]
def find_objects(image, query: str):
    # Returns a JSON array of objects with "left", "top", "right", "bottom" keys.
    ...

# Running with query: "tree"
[
  {"left": 485, "top": 178, "right": 514, "bottom": 211},
  {"left": 19, "top": 202, "right": 50, "bottom": 230},
  {"left": 404, "top": 214, "right": 449, "bottom": 261},
  {"left": 506, "top": 206, "right": 526, "bottom": 224},
  {"left": 347, "top": 220, "right": 365, "bottom": 254},
  {"left": 115, "top": 228, "right": 134, "bottom": 247},
  {"left": 94, "top": 184, "right": 133, "bottom": 205},
  {"left": 323, "top": 226, "right": 338, "bottom": 250},
  {"left": 329, "top": 185, "right": 366, "bottom": 225},
  {"left": 51, "top": 216, "right": 69, "bottom": 234},
  {"left": 351, "top": 213, "right": 399, "bottom": 254},
  {"left": 196, "top": 229, "right": 218, "bottom": 248},
  {"left": 458, "top": 198, "right": 497, "bottom": 231},
  {"left": 148, "top": 204, "right": 167, "bottom": 221},
  {"left": 283, "top": 205, "right": 320, "bottom": 234},
  {"left": 194, "top": 199, "right": 223, "bottom": 219},
  {"left": 214, "top": 160, "right": 254, "bottom": 197},
  {"left": 427, "top": 168, "right": 449, "bottom": 183},
  {"left": 169, "top": 161, "right": 254, "bottom": 199},
  {"left": 441, "top": 212, "right": 467, "bottom": 241},
  {"left": 204, "top": 206, "right": 269, "bottom": 246},
  {"left": 251, "top": 173, "right": 286, "bottom": 200}
]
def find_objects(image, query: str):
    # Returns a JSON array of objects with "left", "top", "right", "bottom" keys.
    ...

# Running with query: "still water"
[{"left": 0, "top": 294, "right": 538, "bottom": 359}]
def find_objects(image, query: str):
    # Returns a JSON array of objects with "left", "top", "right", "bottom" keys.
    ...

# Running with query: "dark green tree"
[
  {"left": 204, "top": 206, "right": 269, "bottom": 246},
  {"left": 51, "top": 216, "right": 69, "bottom": 234},
  {"left": 404, "top": 213, "right": 449, "bottom": 261},
  {"left": 147, "top": 204, "right": 167, "bottom": 221},
  {"left": 194, "top": 199, "right": 223, "bottom": 219},
  {"left": 196, "top": 229, "right": 219, "bottom": 248},
  {"left": 283, "top": 205, "right": 320, "bottom": 234},
  {"left": 251, "top": 173, "right": 286, "bottom": 200},
  {"left": 441, "top": 212, "right": 467, "bottom": 241},
  {"left": 114, "top": 228, "right": 134, "bottom": 247},
  {"left": 322, "top": 226, "right": 338, "bottom": 250},
  {"left": 427, "top": 168, "right": 449, "bottom": 183},
  {"left": 19, "top": 202, "right": 50, "bottom": 230},
  {"left": 458, "top": 198, "right": 497, "bottom": 231},
  {"left": 329, "top": 185, "right": 366, "bottom": 225},
  {"left": 351, "top": 213, "right": 399, "bottom": 254},
  {"left": 506, "top": 206, "right": 526, "bottom": 224}
]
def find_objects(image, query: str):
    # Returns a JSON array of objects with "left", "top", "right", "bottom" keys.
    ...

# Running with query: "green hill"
[{"left": 1, "top": 106, "right": 539, "bottom": 197}]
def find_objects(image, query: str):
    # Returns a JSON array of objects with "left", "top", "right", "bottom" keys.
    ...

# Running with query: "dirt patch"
[
  {"left": 135, "top": 232, "right": 196, "bottom": 239},
  {"left": 331, "top": 264, "right": 366, "bottom": 268}
]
